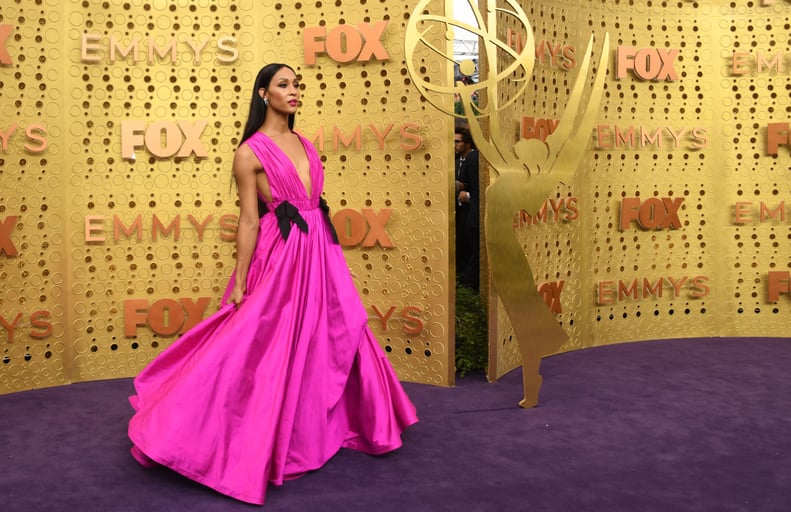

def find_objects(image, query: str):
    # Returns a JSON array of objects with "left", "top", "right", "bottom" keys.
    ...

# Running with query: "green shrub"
[{"left": 455, "top": 284, "right": 488, "bottom": 377}]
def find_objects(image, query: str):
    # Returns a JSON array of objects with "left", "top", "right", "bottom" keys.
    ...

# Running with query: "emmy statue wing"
[{"left": 544, "top": 32, "right": 610, "bottom": 180}]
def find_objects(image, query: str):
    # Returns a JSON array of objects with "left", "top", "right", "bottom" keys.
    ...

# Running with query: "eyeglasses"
[{"left": 454, "top": 140, "right": 464, "bottom": 144}]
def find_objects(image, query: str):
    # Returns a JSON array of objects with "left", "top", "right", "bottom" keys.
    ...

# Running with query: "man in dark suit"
[{"left": 454, "top": 127, "right": 480, "bottom": 293}]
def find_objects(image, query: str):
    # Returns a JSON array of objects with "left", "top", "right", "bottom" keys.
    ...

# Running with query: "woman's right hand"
[{"left": 228, "top": 283, "right": 246, "bottom": 308}]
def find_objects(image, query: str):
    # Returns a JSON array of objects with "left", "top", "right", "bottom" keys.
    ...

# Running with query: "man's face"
[{"left": 454, "top": 135, "right": 467, "bottom": 156}]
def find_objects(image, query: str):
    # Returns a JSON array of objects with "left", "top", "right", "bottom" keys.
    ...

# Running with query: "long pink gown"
[{"left": 127, "top": 131, "right": 418, "bottom": 505}]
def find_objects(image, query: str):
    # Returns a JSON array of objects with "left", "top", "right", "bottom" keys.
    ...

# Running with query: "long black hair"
[{"left": 238, "top": 63, "right": 297, "bottom": 146}]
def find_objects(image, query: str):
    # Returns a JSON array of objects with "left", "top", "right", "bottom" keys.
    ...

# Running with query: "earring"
[{"left": 263, "top": 98, "right": 268, "bottom": 106}]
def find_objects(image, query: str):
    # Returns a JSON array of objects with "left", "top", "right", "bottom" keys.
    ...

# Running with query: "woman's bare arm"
[{"left": 228, "top": 145, "right": 262, "bottom": 306}]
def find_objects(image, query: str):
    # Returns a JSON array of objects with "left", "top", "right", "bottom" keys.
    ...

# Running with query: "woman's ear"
[{"left": 258, "top": 87, "right": 266, "bottom": 100}]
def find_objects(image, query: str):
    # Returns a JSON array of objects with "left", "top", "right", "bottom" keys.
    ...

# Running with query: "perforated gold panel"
[
  {"left": 489, "top": 0, "right": 791, "bottom": 380},
  {"left": 0, "top": 0, "right": 69, "bottom": 391},
  {"left": 62, "top": 0, "right": 253, "bottom": 384},
  {"left": 1, "top": 0, "right": 453, "bottom": 394}
]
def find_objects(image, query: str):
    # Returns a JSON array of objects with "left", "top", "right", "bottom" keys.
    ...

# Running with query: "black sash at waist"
[{"left": 273, "top": 198, "right": 339, "bottom": 244}]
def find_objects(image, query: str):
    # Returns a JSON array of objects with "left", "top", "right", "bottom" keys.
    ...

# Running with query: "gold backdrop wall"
[
  {"left": 487, "top": 0, "right": 791, "bottom": 379},
  {"left": 0, "top": 0, "right": 454, "bottom": 394}
]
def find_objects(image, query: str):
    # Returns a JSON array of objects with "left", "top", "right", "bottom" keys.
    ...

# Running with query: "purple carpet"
[{"left": 1, "top": 337, "right": 790, "bottom": 511}]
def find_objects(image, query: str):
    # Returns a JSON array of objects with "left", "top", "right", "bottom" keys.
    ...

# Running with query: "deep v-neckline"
[{"left": 262, "top": 132, "right": 312, "bottom": 198}]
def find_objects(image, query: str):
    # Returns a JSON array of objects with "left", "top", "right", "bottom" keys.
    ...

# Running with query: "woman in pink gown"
[{"left": 127, "top": 63, "right": 418, "bottom": 506}]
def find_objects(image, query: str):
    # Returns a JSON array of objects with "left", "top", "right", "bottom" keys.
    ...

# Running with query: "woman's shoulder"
[
  {"left": 239, "top": 131, "right": 276, "bottom": 157},
  {"left": 242, "top": 131, "right": 266, "bottom": 146},
  {"left": 233, "top": 142, "right": 262, "bottom": 171}
]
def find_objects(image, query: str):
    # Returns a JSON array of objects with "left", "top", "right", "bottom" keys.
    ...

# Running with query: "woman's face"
[{"left": 261, "top": 67, "right": 300, "bottom": 116}]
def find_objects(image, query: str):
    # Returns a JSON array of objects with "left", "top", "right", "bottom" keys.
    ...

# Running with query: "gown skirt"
[{"left": 127, "top": 132, "right": 418, "bottom": 505}]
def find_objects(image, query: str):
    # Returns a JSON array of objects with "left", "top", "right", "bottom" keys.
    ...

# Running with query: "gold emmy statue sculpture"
[{"left": 405, "top": 0, "right": 609, "bottom": 406}]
